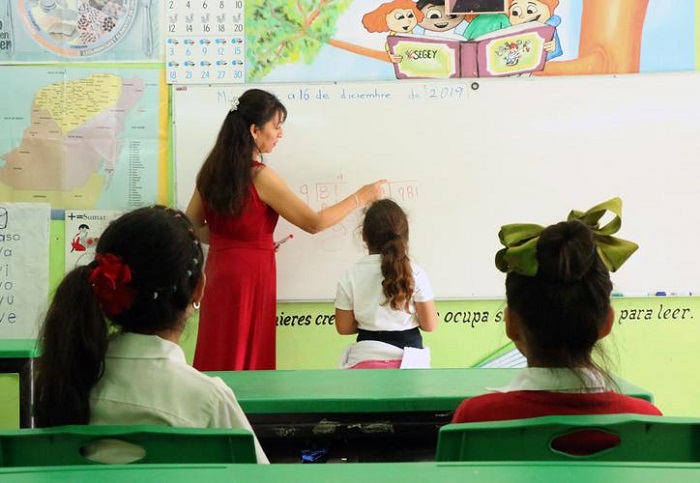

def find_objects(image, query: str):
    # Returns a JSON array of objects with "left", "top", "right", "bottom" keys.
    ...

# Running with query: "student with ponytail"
[
  {"left": 34, "top": 206, "right": 268, "bottom": 463},
  {"left": 334, "top": 199, "right": 438, "bottom": 369},
  {"left": 452, "top": 198, "right": 661, "bottom": 450}
]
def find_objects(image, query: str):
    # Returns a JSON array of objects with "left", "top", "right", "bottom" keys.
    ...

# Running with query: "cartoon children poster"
[{"left": 245, "top": 0, "right": 695, "bottom": 82}]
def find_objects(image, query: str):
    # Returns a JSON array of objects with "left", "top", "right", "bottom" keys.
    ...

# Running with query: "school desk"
[
  {"left": 208, "top": 368, "right": 654, "bottom": 462},
  {"left": 1, "top": 462, "right": 699, "bottom": 482},
  {"left": 0, "top": 339, "right": 39, "bottom": 428}
]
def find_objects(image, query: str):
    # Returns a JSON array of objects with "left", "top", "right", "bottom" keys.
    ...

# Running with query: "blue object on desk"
[{"left": 301, "top": 449, "right": 329, "bottom": 463}]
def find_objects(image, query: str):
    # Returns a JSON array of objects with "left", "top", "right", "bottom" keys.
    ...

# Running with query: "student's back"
[
  {"left": 452, "top": 199, "right": 661, "bottom": 450},
  {"left": 34, "top": 206, "right": 268, "bottom": 463},
  {"left": 334, "top": 199, "right": 438, "bottom": 368},
  {"left": 90, "top": 332, "right": 249, "bottom": 428}
]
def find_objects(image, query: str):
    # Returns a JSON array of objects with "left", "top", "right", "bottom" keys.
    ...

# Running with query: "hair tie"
[
  {"left": 229, "top": 96, "right": 239, "bottom": 112},
  {"left": 495, "top": 197, "right": 639, "bottom": 276},
  {"left": 89, "top": 253, "right": 136, "bottom": 317}
]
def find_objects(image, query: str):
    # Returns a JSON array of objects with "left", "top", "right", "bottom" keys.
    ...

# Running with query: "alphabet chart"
[{"left": 166, "top": 0, "right": 245, "bottom": 84}]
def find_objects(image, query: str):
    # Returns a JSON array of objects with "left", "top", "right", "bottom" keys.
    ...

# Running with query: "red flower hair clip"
[{"left": 89, "top": 253, "right": 136, "bottom": 317}]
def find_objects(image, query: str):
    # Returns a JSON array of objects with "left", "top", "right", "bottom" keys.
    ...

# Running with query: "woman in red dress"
[{"left": 187, "top": 89, "right": 386, "bottom": 370}]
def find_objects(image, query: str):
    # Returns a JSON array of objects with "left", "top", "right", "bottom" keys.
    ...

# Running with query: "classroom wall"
[{"left": 1, "top": 1, "right": 700, "bottom": 428}]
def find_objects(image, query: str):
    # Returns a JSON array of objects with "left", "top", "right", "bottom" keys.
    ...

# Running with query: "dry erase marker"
[{"left": 274, "top": 234, "right": 293, "bottom": 248}]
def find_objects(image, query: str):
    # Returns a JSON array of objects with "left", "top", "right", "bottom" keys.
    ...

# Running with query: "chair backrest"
[
  {"left": 436, "top": 414, "right": 700, "bottom": 462},
  {"left": 0, "top": 425, "right": 257, "bottom": 466}
]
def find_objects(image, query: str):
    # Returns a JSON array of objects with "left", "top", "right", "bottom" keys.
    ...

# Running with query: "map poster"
[
  {"left": 0, "top": 202, "right": 50, "bottom": 339},
  {"left": 0, "top": 66, "right": 164, "bottom": 210},
  {"left": 64, "top": 209, "right": 122, "bottom": 272}
]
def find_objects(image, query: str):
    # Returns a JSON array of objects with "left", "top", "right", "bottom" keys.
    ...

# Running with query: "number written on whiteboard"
[{"left": 424, "top": 85, "right": 465, "bottom": 100}]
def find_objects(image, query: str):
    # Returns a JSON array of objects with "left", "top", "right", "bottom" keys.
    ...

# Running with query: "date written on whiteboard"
[{"left": 409, "top": 84, "right": 466, "bottom": 101}]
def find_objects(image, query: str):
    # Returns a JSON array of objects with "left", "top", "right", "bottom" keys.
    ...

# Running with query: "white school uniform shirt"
[
  {"left": 335, "top": 254, "right": 434, "bottom": 367},
  {"left": 489, "top": 367, "right": 611, "bottom": 394},
  {"left": 335, "top": 254, "right": 434, "bottom": 331},
  {"left": 89, "top": 332, "right": 269, "bottom": 464}
]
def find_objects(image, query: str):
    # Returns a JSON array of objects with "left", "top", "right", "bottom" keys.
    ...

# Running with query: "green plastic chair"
[
  {"left": 436, "top": 414, "right": 700, "bottom": 462},
  {"left": 0, "top": 425, "right": 257, "bottom": 466}
]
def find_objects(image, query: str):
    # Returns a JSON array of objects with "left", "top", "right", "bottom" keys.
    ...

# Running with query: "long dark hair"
[
  {"left": 505, "top": 220, "right": 613, "bottom": 373},
  {"left": 196, "top": 89, "right": 287, "bottom": 216},
  {"left": 34, "top": 206, "right": 204, "bottom": 427},
  {"left": 363, "top": 199, "right": 414, "bottom": 312}
]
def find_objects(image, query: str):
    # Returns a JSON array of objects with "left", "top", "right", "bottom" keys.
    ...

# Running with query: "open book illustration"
[{"left": 388, "top": 21, "right": 555, "bottom": 79}]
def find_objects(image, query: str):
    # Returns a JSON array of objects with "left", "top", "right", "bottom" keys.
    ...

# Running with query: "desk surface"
[
  {"left": 0, "top": 339, "right": 39, "bottom": 359},
  {"left": 208, "top": 368, "right": 653, "bottom": 414},
  {"left": 1, "top": 462, "right": 698, "bottom": 483}
]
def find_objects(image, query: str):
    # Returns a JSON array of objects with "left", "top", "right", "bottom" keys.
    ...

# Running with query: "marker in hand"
[{"left": 274, "top": 234, "right": 293, "bottom": 251}]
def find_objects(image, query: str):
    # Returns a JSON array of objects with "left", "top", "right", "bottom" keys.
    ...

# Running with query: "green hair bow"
[{"left": 495, "top": 197, "right": 639, "bottom": 276}]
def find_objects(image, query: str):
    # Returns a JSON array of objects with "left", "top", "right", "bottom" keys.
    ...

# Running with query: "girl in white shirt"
[
  {"left": 335, "top": 199, "right": 438, "bottom": 368},
  {"left": 34, "top": 206, "right": 268, "bottom": 463}
]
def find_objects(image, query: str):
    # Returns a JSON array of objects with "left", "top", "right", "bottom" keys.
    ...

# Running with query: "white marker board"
[{"left": 173, "top": 72, "right": 700, "bottom": 300}]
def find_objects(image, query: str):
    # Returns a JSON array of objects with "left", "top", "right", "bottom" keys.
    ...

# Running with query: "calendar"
[{"left": 166, "top": 0, "right": 245, "bottom": 84}]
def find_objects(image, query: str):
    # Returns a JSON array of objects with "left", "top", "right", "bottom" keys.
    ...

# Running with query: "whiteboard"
[{"left": 173, "top": 72, "right": 700, "bottom": 301}]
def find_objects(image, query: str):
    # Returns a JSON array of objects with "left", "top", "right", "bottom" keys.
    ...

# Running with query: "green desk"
[
  {"left": 1, "top": 462, "right": 698, "bottom": 482},
  {"left": 209, "top": 368, "right": 653, "bottom": 462},
  {"left": 0, "top": 339, "right": 39, "bottom": 429}
]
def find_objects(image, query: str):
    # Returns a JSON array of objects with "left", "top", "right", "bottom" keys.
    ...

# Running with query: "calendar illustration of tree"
[{"left": 246, "top": 0, "right": 388, "bottom": 81}]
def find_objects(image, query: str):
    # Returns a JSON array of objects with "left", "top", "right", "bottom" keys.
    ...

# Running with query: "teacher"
[{"left": 186, "top": 89, "right": 386, "bottom": 371}]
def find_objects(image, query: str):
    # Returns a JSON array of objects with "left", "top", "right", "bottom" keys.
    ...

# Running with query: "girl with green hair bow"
[{"left": 451, "top": 198, "right": 661, "bottom": 454}]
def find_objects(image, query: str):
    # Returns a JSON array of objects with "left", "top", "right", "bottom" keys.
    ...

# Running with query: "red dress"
[{"left": 193, "top": 162, "right": 279, "bottom": 370}]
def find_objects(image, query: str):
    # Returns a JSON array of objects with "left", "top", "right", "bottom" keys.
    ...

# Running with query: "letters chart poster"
[{"left": 0, "top": 203, "right": 50, "bottom": 339}]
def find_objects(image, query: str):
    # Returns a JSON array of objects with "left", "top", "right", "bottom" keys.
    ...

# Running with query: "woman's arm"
[
  {"left": 334, "top": 308, "right": 359, "bottom": 335},
  {"left": 185, "top": 189, "right": 210, "bottom": 244},
  {"left": 254, "top": 166, "right": 386, "bottom": 234},
  {"left": 415, "top": 300, "right": 438, "bottom": 332}
]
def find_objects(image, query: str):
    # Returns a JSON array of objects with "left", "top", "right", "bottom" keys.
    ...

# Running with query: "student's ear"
[
  {"left": 505, "top": 307, "right": 529, "bottom": 358},
  {"left": 598, "top": 306, "right": 614, "bottom": 340},
  {"left": 249, "top": 123, "right": 259, "bottom": 141},
  {"left": 504, "top": 307, "right": 521, "bottom": 342},
  {"left": 193, "top": 274, "right": 206, "bottom": 305}
]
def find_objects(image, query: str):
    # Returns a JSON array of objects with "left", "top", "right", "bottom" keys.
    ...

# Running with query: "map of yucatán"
[{"left": 0, "top": 69, "right": 162, "bottom": 209}]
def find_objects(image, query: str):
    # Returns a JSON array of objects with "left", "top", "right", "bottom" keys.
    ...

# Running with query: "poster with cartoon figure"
[
  {"left": 0, "top": 203, "right": 50, "bottom": 339},
  {"left": 64, "top": 210, "right": 121, "bottom": 272},
  {"left": 246, "top": 0, "right": 694, "bottom": 82}
]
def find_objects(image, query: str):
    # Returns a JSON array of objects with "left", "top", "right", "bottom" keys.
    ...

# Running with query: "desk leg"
[{"left": 18, "top": 359, "right": 35, "bottom": 428}]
